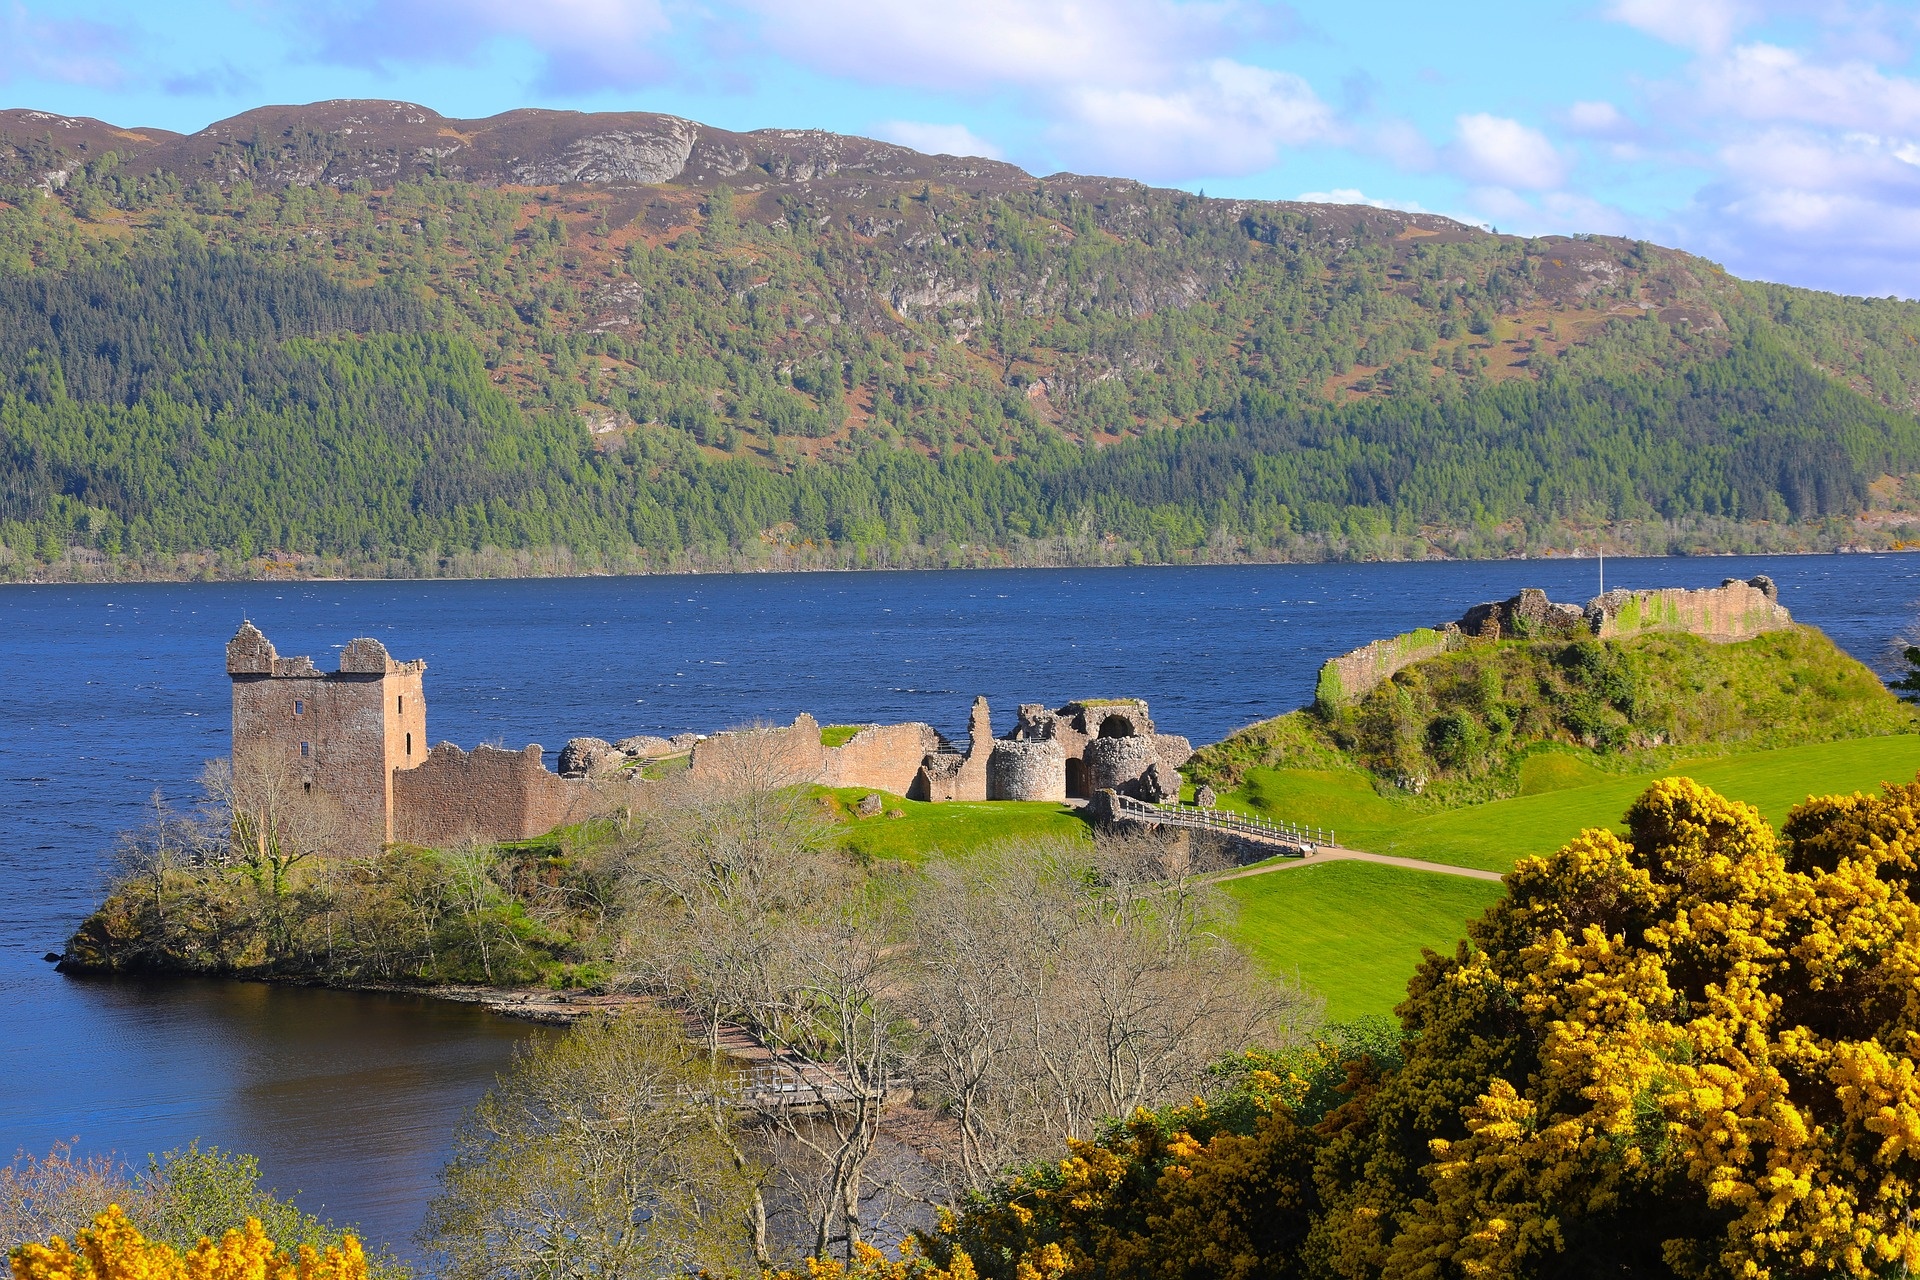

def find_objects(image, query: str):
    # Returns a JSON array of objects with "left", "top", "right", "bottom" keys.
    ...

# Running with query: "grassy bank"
[
  {"left": 1190, "top": 626, "right": 1915, "bottom": 804},
  {"left": 1219, "top": 733, "right": 1920, "bottom": 1019},
  {"left": 1230, "top": 734, "right": 1920, "bottom": 872}
]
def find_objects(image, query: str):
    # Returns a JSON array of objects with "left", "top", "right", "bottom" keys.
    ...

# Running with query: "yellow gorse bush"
[
  {"left": 10, "top": 1206, "right": 367, "bottom": 1280},
  {"left": 1399, "top": 777, "right": 1920, "bottom": 1278},
  {"left": 913, "top": 774, "right": 1920, "bottom": 1280}
]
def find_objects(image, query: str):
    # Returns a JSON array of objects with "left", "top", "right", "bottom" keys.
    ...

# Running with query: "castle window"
[
  {"left": 406, "top": 732, "right": 412, "bottom": 756},
  {"left": 397, "top": 695, "right": 404, "bottom": 714},
  {"left": 300, "top": 741, "right": 311, "bottom": 758},
  {"left": 293, "top": 700, "right": 304, "bottom": 716}
]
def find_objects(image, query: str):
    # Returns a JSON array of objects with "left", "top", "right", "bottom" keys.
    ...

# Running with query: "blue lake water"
[{"left": 4, "top": 556, "right": 1919, "bottom": 1250}]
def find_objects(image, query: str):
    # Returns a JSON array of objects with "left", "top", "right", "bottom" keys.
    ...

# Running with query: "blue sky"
[{"left": 6, "top": 0, "right": 1920, "bottom": 296}]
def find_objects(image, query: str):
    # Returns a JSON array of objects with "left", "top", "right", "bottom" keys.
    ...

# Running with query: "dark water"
[{"left": 5, "top": 556, "right": 1919, "bottom": 1250}]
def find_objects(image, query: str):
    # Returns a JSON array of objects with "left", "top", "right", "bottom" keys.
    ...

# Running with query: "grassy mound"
[{"left": 1190, "top": 625, "right": 1913, "bottom": 803}]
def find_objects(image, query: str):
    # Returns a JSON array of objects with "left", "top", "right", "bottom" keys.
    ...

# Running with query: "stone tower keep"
[{"left": 226, "top": 622, "right": 428, "bottom": 848}]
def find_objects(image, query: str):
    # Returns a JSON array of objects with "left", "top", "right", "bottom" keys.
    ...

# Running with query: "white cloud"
[
  {"left": 1450, "top": 113, "right": 1567, "bottom": 190},
  {"left": 300, "top": 0, "right": 673, "bottom": 90},
  {"left": 1052, "top": 58, "right": 1335, "bottom": 178},
  {"left": 1677, "top": 125, "right": 1920, "bottom": 294},
  {"left": 0, "top": 4, "right": 131, "bottom": 88},
  {"left": 1697, "top": 42, "right": 1920, "bottom": 131},
  {"left": 1606, "top": 0, "right": 1752, "bottom": 53},
  {"left": 287, "top": 0, "right": 1341, "bottom": 180},
  {"left": 1564, "top": 100, "right": 1632, "bottom": 137},
  {"left": 1293, "top": 187, "right": 1429, "bottom": 213},
  {"left": 744, "top": 0, "right": 1273, "bottom": 94},
  {"left": 875, "top": 120, "right": 1004, "bottom": 159}
]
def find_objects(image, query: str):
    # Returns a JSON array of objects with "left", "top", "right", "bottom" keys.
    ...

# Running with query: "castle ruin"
[
  {"left": 1314, "top": 576, "right": 1794, "bottom": 709},
  {"left": 226, "top": 621, "right": 1188, "bottom": 854}
]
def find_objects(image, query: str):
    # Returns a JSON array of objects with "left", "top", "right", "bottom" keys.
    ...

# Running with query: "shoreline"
[
  {"left": 3, "top": 543, "right": 1913, "bottom": 589},
  {"left": 52, "top": 959, "right": 640, "bottom": 1025}
]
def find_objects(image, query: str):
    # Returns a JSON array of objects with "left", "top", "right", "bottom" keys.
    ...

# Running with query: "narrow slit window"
[
  {"left": 300, "top": 741, "right": 311, "bottom": 758},
  {"left": 406, "top": 732, "right": 412, "bottom": 756},
  {"left": 397, "top": 695, "right": 404, "bottom": 714}
]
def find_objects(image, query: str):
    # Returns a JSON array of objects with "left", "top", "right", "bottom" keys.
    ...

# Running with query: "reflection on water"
[
  {"left": 8, "top": 974, "right": 545, "bottom": 1250},
  {"left": 4, "top": 558, "right": 1919, "bottom": 1251}
]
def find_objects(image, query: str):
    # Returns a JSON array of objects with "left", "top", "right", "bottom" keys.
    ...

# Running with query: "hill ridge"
[{"left": 4, "top": 98, "right": 1920, "bottom": 581}]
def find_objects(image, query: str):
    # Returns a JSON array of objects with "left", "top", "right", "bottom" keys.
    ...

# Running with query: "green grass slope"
[
  {"left": 1222, "top": 734, "right": 1920, "bottom": 1020},
  {"left": 1231, "top": 734, "right": 1920, "bottom": 872},
  {"left": 1193, "top": 626, "right": 1915, "bottom": 805},
  {"left": 1222, "top": 862, "right": 1505, "bottom": 1022},
  {"left": 819, "top": 788, "right": 1090, "bottom": 863}
]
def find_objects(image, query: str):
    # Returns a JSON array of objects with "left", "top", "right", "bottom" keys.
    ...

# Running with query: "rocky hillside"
[{"left": 4, "top": 101, "right": 1920, "bottom": 579}]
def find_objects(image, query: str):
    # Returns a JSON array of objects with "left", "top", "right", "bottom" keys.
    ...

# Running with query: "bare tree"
[
  {"left": 748, "top": 899, "right": 907, "bottom": 1262},
  {"left": 422, "top": 1009, "right": 760, "bottom": 1280},
  {"left": 901, "top": 835, "right": 1320, "bottom": 1195},
  {"left": 610, "top": 738, "right": 844, "bottom": 1264},
  {"left": 0, "top": 1141, "right": 125, "bottom": 1249},
  {"left": 201, "top": 749, "right": 356, "bottom": 959},
  {"left": 440, "top": 839, "right": 509, "bottom": 984}
]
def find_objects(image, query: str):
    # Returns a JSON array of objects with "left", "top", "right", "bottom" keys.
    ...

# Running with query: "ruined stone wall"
[
  {"left": 1315, "top": 628, "right": 1463, "bottom": 712},
  {"left": 393, "top": 743, "right": 588, "bottom": 846},
  {"left": 687, "top": 715, "right": 829, "bottom": 789},
  {"left": 1154, "top": 734, "right": 1194, "bottom": 772},
  {"left": 1588, "top": 579, "right": 1791, "bottom": 642},
  {"left": 952, "top": 697, "right": 992, "bottom": 801},
  {"left": 988, "top": 739, "right": 1066, "bottom": 802},
  {"left": 1316, "top": 578, "right": 1796, "bottom": 708},
  {"left": 821, "top": 721, "right": 942, "bottom": 796},
  {"left": 228, "top": 624, "right": 426, "bottom": 851}
]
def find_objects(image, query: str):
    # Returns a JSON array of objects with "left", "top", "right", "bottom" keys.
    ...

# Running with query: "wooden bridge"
[{"left": 1106, "top": 793, "right": 1332, "bottom": 855}]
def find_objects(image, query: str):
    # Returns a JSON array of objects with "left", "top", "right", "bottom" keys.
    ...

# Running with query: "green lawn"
[
  {"left": 1221, "top": 735, "right": 1920, "bottom": 1020},
  {"left": 1231, "top": 734, "right": 1920, "bottom": 872},
  {"left": 1222, "top": 861, "right": 1505, "bottom": 1022},
  {"left": 822, "top": 788, "right": 1091, "bottom": 862}
]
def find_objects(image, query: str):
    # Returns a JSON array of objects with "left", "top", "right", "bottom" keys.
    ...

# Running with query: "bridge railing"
[{"left": 1108, "top": 793, "right": 1334, "bottom": 850}]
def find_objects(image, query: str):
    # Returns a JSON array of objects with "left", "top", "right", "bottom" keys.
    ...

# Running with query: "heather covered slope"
[{"left": 6, "top": 102, "right": 1920, "bottom": 578}]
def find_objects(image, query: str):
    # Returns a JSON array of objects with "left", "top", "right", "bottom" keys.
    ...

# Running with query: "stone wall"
[
  {"left": 684, "top": 713, "right": 941, "bottom": 797},
  {"left": 988, "top": 738, "right": 1067, "bottom": 801},
  {"left": 393, "top": 743, "right": 592, "bottom": 846},
  {"left": 1314, "top": 627, "right": 1462, "bottom": 712},
  {"left": 917, "top": 697, "right": 992, "bottom": 801},
  {"left": 1085, "top": 735, "right": 1162, "bottom": 795},
  {"left": 1588, "top": 578, "right": 1790, "bottom": 641},
  {"left": 822, "top": 721, "right": 943, "bottom": 795},
  {"left": 687, "top": 714, "right": 829, "bottom": 788},
  {"left": 1315, "top": 577, "right": 1796, "bottom": 708}
]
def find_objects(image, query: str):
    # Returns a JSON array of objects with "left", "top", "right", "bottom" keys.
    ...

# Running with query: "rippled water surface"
[{"left": 4, "top": 557, "right": 1918, "bottom": 1250}]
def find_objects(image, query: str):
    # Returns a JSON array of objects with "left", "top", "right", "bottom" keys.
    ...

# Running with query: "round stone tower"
[
  {"left": 988, "top": 739, "right": 1066, "bottom": 802},
  {"left": 1085, "top": 735, "right": 1161, "bottom": 796}
]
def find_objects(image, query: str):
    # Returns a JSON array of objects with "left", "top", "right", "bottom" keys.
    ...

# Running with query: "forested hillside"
[{"left": 5, "top": 101, "right": 1920, "bottom": 579}]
